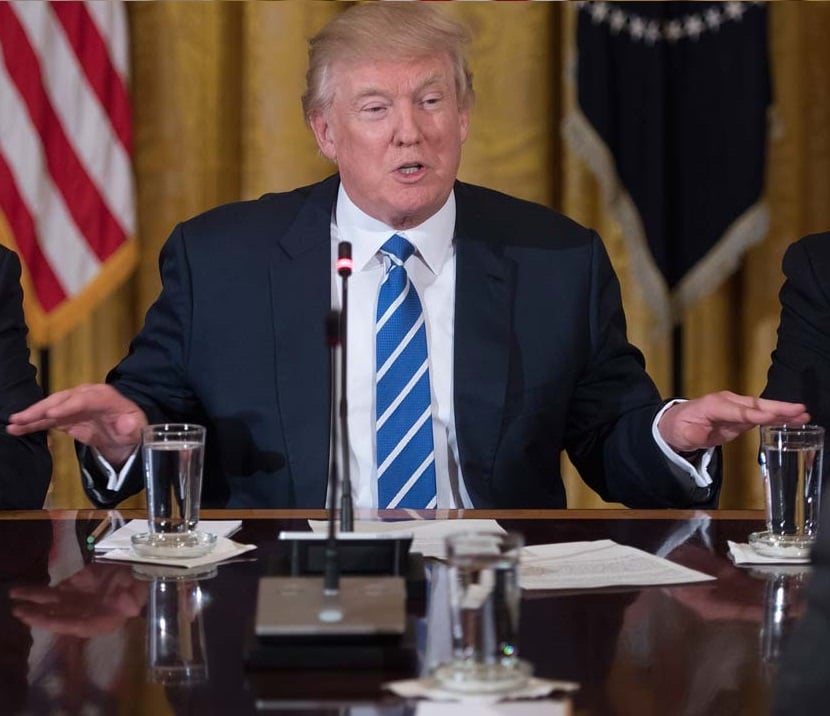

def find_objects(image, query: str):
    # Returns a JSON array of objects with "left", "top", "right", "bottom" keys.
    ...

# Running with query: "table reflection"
[
  {"left": 6, "top": 520, "right": 146, "bottom": 715},
  {"left": 0, "top": 511, "right": 812, "bottom": 715},
  {"left": 140, "top": 566, "right": 214, "bottom": 686}
]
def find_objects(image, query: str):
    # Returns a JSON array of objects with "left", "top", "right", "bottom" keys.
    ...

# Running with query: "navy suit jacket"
[
  {"left": 80, "top": 175, "right": 718, "bottom": 509},
  {"left": 0, "top": 246, "right": 51, "bottom": 508}
]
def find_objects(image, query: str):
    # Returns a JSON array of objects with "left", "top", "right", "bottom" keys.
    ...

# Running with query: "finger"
[
  {"left": 7, "top": 387, "right": 88, "bottom": 425},
  {"left": 700, "top": 394, "right": 808, "bottom": 426},
  {"left": 8, "top": 587, "right": 61, "bottom": 604},
  {"left": 723, "top": 393, "right": 808, "bottom": 416}
]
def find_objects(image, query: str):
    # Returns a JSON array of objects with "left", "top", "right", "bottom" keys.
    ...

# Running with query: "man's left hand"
[{"left": 658, "top": 391, "right": 810, "bottom": 453}]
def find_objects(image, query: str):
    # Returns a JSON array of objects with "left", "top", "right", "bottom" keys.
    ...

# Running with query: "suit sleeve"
[
  {"left": 762, "top": 235, "right": 830, "bottom": 426},
  {"left": 565, "top": 232, "right": 720, "bottom": 508},
  {"left": 0, "top": 250, "right": 51, "bottom": 508},
  {"left": 761, "top": 234, "right": 830, "bottom": 486},
  {"left": 79, "top": 224, "right": 204, "bottom": 506}
]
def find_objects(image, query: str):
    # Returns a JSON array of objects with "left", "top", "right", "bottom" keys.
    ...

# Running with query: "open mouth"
[{"left": 397, "top": 163, "right": 424, "bottom": 176}]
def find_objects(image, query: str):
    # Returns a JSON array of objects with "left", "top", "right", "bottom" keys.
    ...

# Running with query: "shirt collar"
[{"left": 334, "top": 184, "right": 456, "bottom": 275}]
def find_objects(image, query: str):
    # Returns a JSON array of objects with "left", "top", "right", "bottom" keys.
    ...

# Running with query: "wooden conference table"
[{"left": 0, "top": 509, "right": 807, "bottom": 715}]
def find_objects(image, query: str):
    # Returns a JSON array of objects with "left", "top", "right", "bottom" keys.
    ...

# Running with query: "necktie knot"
[{"left": 381, "top": 234, "right": 415, "bottom": 265}]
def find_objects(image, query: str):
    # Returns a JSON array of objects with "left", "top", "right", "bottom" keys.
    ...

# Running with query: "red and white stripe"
[{"left": 0, "top": 1, "right": 134, "bottom": 329}]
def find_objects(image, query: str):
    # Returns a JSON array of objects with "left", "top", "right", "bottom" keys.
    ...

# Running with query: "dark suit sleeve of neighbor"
[
  {"left": 762, "top": 233, "right": 830, "bottom": 430},
  {"left": 565, "top": 233, "right": 720, "bottom": 508},
  {"left": 0, "top": 248, "right": 51, "bottom": 508}
]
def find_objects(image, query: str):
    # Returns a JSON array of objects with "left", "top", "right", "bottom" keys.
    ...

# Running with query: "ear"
[
  {"left": 458, "top": 107, "right": 471, "bottom": 145},
  {"left": 310, "top": 112, "right": 337, "bottom": 162}
]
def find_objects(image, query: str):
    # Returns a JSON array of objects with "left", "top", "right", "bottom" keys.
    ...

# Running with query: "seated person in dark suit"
[
  {"left": 7, "top": 3, "right": 807, "bottom": 511},
  {"left": 0, "top": 245, "right": 51, "bottom": 508},
  {"left": 762, "top": 232, "right": 830, "bottom": 480}
]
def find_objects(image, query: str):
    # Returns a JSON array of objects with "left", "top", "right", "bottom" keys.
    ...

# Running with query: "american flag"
[{"left": 0, "top": 1, "right": 136, "bottom": 347}]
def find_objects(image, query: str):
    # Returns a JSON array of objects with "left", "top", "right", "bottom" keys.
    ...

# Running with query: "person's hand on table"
[
  {"left": 6, "top": 384, "right": 147, "bottom": 467},
  {"left": 658, "top": 392, "right": 809, "bottom": 453},
  {"left": 9, "top": 563, "right": 148, "bottom": 637}
]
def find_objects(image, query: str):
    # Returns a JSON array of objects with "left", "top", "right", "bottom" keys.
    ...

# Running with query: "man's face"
[{"left": 310, "top": 54, "right": 470, "bottom": 230}]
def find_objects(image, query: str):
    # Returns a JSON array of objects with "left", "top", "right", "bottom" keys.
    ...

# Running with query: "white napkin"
[
  {"left": 94, "top": 519, "right": 242, "bottom": 551},
  {"left": 384, "top": 677, "right": 578, "bottom": 705},
  {"left": 727, "top": 540, "right": 811, "bottom": 565},
  {"left": 96, "top": 535, "right": 256, "bottom": 570}
]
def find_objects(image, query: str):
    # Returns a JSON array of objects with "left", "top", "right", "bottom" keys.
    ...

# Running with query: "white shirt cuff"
[
  {"left": 652, "top": 399, "right": 714, "bottom": 488},
  {"left": 92, "top": 446, "right": 140, "bottom": 492}
]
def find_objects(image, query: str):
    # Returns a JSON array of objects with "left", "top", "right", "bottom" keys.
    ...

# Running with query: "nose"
[{"left": 393, "top": 103, "right": 422, "bottom": 146}]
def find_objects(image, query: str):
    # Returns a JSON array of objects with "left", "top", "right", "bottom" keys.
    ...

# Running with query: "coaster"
[
  {"left": 748, "top": 531, "right": 814, "bottom": 560},
  {"left": 432, "top": 659, "right": 532, "bottom": 694},
  {"left": 131, "top": 531, "right": 218, "bottom": 559}
]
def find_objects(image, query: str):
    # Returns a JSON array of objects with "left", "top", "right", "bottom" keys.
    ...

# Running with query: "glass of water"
[
  {"left": 433, "top": 531, "right": 531, "bottom": 693},
  {"left": 132, "top": 423, "right": 215, "bottom": 558},
  {"left": 750, "top": 424, "right": 825, "bottom": 559}
]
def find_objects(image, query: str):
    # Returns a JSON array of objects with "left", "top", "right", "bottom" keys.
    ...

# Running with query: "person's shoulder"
[
  {"left": 784, "top": 232, "right": 830, "bottom": 280},
  {"left": 455, "top": 181, "right": 594, "bottom": 249},
  {"left": 789, "top": 232, "right": 830, "bottom": 261},
  {"left": 180, "top": 175, "right": 338, "bottom": 236},
  {"left": 0, "top": 244, "right": 22, "bottom": 279},
  {"left": 0, "top": 243, "right": 17, "bottom": 265}
]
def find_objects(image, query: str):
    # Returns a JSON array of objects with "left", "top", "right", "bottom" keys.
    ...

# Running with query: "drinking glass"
[
  {"left": 132, "top": 424, "right": 216, "bottom": 557},
  {"left": 750, "top": 424, "right": 825, "bottom": 559},
  {"left": 433, "top": 531, "right": 530, "bottom": 693}
]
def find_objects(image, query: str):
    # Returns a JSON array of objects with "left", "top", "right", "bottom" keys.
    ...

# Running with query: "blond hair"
[{"left": 302, "top": 2, "right": 475, "bottom": 124}]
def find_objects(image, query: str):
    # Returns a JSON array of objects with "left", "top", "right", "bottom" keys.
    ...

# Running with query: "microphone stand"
[
  {"left": 323, "top": 310, "right": 341, "bottom": 595},
  {"left": 336, "top": 242, "right": 355, "bottom": 532},
  {"left": 250, "top": 310, "right": 409, "bottom": 658}
]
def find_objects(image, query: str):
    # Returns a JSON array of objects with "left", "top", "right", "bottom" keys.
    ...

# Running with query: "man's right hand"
[{"left": 6, "top": 384, "right": 148, "bottom": 467}]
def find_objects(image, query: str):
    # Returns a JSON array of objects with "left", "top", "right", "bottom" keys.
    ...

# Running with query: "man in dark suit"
[
  {"left": 0, "top": 245, "right": 51, "bottom": 508},
  {"left": 7, "top": 3, "right": 806, "bottom": 510}
]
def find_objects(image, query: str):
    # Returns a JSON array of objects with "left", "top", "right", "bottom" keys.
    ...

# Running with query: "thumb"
[{"left": 114, "top": 412, "right": 142, "bottom": 440}]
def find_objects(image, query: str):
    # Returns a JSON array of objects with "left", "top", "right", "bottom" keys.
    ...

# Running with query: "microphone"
[
  {"left": 336, "top": 242, "right": 355, "bottom": 533},
  {"left": 324, "top": 310, "right": 341, "bottom": 595}
]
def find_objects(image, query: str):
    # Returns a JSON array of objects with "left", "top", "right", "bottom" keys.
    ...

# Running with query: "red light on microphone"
[
  {"left": 337, "top": 242, "right": 353, "bottom": 277},
  {"left": 336, "top": 256, "right": 353, "bottom": 276}
]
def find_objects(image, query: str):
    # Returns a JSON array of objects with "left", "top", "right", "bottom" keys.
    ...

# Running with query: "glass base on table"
[
  {"left": 131, "top": 531, "right": 218, "bottom": 559},
  {"left": 748, "top": 531, "right": 814, "bottom": 560},
  {"left": 432, "top": 659, "right": 532, "bottom": 694}
]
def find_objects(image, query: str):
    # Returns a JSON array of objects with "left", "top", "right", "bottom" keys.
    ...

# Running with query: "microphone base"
[
  {"left": 254, "top": 575, "right": 407, "bottom": 639},
  {"left": 248, "top": 576, "right": 412, "bottom": 671}
]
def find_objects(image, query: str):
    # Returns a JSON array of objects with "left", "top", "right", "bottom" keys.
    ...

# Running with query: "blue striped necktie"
[{"left": 375, "top": 234, "right": 437, "bottom": 509}]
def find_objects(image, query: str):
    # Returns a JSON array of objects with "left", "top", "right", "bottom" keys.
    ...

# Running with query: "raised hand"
[
  {"left": 6, "top": 384, "right": 148, "bottom": 466},
  {"left": 658, "top": 391, "right": 811, "bottom": 453}
]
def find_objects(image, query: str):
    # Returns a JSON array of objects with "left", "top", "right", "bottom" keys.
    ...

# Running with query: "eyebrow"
[{"left": 351, "top": 73, "right": 449, "bottom": 103}]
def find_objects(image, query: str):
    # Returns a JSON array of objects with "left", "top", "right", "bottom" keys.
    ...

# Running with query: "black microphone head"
[
  {"left": 336, "top": 242, "right": 353, "bottom": 277},
  {"left": 326, "top": 310, "right": 341, "bottom": 347}
]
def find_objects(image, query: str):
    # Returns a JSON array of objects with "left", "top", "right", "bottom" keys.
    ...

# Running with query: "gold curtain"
[{"left": 40, "top": 2, "right": 830, "bottom": 510}]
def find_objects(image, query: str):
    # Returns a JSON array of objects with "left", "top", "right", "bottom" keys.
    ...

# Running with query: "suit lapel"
[
  {"left": 269, "top": 177, "right": 339, "bottom": 507},
  {"left": 453, "top": 190, "right": 515, "bottom": 504}
]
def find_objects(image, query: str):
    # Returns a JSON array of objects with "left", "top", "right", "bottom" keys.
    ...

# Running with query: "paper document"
[
  {"left": 519, "top": 539, "right": 715, "bottom": 590},
  {"left": 307, "top": 519, "right": 505, "bottom": 560},
  {"left": 95, "top": 520, "right": 242, "bottom": 551}
]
